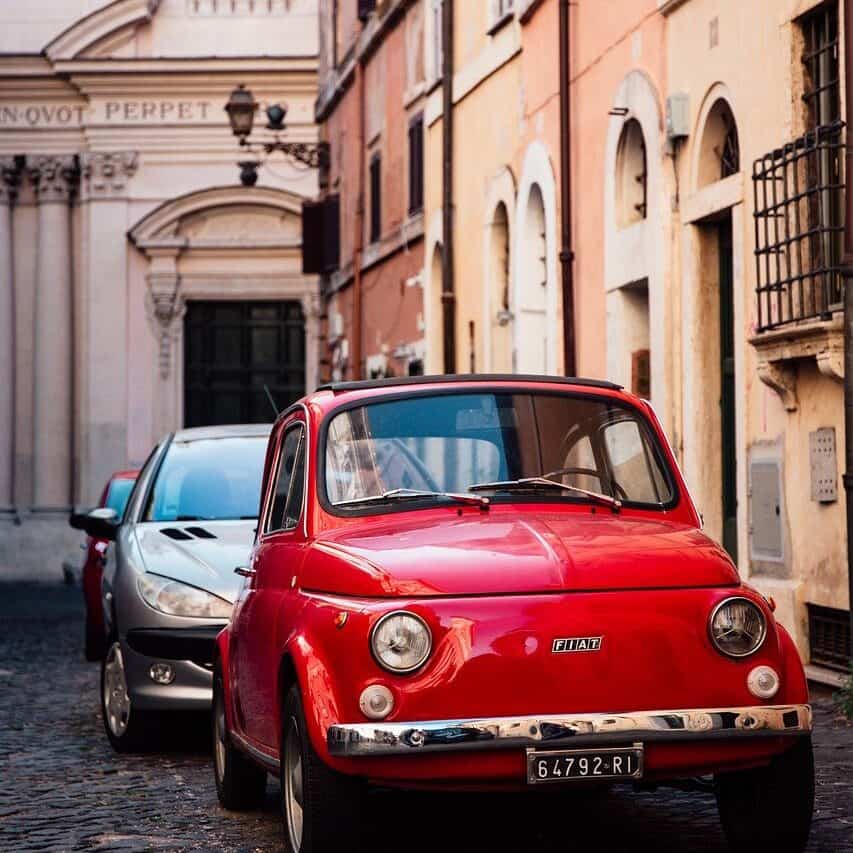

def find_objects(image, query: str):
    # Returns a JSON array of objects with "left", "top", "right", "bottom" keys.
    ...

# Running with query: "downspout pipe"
[
  {"left": 353, "top": 59, "right": 365, "bottom": 380},
  {"left": 441, "top": 0, "right": 456, "bottom": 374},
  {"left": 842, "top": 0, "right": 853, "bottom": 660},
  {"left": 559, "top": 0, "right": 577, "bottom": 376}
]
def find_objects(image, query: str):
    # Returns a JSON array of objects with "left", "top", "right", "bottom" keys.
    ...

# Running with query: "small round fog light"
[
  {"left": 359, "top": 685, "right": 394, "bottom": 720},
  {"left": 747, "top": 665, "right": 779, "bottom": 699},
  {"left": 149, "top": 662, "right": 175, "bottom": 685}
]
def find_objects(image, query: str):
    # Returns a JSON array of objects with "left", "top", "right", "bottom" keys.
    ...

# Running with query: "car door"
[{"left": 233, "top": 416, "right": 308, "bottom": 748}]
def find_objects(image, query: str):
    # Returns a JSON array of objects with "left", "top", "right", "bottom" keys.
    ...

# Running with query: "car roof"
[
  {"left": 315, "top": 373, "right": 622, "bottom": 394},
  {"left": 171, "top": 423, "right": 272, "bottom": 443}
]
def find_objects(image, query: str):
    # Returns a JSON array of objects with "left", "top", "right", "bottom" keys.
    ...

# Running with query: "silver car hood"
[{"left": 133, "top": 520, "right": 256, "bottom": 604}]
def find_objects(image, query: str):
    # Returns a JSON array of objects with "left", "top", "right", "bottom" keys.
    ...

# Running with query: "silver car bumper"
[{"left": 327, "top": 704, "right": 812, "bottom": 757}]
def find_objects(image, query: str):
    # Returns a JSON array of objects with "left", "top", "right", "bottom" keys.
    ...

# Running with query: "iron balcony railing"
[{"left": 752, "top": 120, "right": 845, "bottom": 333}]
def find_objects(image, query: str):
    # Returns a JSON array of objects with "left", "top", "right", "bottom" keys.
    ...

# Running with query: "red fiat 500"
[{"left": 213, "top": 375, "right": 813, "bottom": 853}]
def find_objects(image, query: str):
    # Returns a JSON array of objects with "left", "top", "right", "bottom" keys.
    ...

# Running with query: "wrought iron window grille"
[
  {"left": 806, "top": 602, "right": 850, "bottom": 672},
  {"left": 752, "top": 121, "right": 845, "bottom": 333}
]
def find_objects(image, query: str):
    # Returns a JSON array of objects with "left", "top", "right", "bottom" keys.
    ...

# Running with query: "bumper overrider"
[{"left": 327, "top": 704, "right": 812, "bottom": 757}]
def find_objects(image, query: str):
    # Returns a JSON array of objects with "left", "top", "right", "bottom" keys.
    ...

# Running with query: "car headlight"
[
  {"left": 709, "top": 597, "right": 767, "bottom": 658},
  {"left": 137, "top": 573, "right": 232, "bottom": 619},
  {"left": 371, "top": 611, "right": 432, "bottom": 674}
]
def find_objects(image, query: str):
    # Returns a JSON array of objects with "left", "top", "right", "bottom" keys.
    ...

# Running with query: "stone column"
[
  {"left": 78, "top": 152, "right": 138, "bottom": 502},
  {"left": 0, "top": 158, "right": 21, "bottom": 512},
  {"left": 28, "top": 155, "right": 78, "bottom": 510}
]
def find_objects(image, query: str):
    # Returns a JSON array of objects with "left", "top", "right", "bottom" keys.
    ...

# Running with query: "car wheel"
[
  {"left": 281, "top": 685, "right": 365, "bottom": 853},
  {"left": 715, "top": 736, "right": 814, "bottom": 853},
  {"left": 212, "top": 665, "right": 267, "bottom": 810},
  {"left": 100, "top": 641, "right": 155, "bottom": 753}
]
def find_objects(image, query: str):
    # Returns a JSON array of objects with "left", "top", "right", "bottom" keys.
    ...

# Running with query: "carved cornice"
[
  {"left": 750, "top": 317, "right": 844, "bottom": 411},
  {"left": 80, "top": 151, "right": 138, "bottom": 200},
  {"left": 27, "top": 155, "right": 79, "bottom": 204},
  {"left": 0, "top": 157, "right": 22, "bottom": 206}
]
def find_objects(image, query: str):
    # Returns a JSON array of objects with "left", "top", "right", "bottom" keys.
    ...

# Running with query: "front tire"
[
  {"left": 212, "top": 665, "right": 267, "bottom": 810},
  {"left": 280, "top": 685, "right": 365, "bottom": 853},
  {"left": 100, "top": 641, "right": 156, "bottom": 753},
  {"left": 715, "top": 736, "right": 814, "bottom": 853}
]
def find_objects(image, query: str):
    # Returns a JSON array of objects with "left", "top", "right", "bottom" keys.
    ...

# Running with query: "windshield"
[
  {"left": 324, "top": 392, "right": 675, "bottom": 510},
  {"left": 144, "top": 436, "right": 268, "bottom": 522},
  {"left": 104, "top": 478, "right": 136, "bottom": 516}
]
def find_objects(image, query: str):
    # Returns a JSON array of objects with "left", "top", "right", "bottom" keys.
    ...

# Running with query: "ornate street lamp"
[{"left": 225, "top": 84, "right": 329, "bottom": 186}]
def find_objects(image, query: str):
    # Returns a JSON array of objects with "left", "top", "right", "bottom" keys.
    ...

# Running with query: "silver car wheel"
[
  {"left": 103, "top": 642, "right": 131, "bottom": 738},
  {"left": 284, "top": 715, "right": 304, "bottom": 851},
  {"left": 214, "top": 683, "right": 227, "bottom": 784}
]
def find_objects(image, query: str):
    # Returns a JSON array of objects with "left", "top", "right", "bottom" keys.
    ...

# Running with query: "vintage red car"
[
  {"left": 213, "top": 375, "right": 814, "bottom": 853},
  {"left": 72, "top": 469, "right": 138, "bottom": 661}
]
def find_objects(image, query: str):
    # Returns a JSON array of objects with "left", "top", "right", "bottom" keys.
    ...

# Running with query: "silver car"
[{"left": 72, "top": 424, "right": 270, "bottom": 752}]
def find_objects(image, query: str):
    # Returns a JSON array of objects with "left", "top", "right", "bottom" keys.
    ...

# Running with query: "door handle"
[{"left": 234, "top": 566, "right": 256, "bottom": 578}]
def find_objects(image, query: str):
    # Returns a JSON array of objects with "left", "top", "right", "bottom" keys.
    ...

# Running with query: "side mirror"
[
  {"left": 69, "top": 508, "right": 94, "bottom": 531},
  {"left": 69, "top": 507, "right": 120, "bottom": 541}
]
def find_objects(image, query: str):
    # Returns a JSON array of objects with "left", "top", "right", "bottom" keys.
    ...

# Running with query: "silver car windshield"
[
  {"left": 144, "top": 436, "right": 268, "bottom": 522},
  {"left": 324, "top": 392, "right": 674, "bottom": 510}
]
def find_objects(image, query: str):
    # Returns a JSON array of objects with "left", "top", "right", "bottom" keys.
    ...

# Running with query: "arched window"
[
  {"left": 615, "top": 118, "right": 647, "bottom": 228},
  {"left": 697, "top": 99, "right": 740, "bottom": 186},
  {"left": 488, "top": 202, "right": 512, "bottom": 372}
]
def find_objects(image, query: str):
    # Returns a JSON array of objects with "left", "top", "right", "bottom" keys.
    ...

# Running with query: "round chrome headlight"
[
  {"left": 370, "top": 611, "right": 432, "bottom": 674},
  {"left": 709, "top": 597, "right": 767, "bottom": 658}
]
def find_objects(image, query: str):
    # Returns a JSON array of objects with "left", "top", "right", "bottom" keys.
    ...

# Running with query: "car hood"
[
  {"left": 306, "top": 508, "right": 738, "bottom": 597},
  {"left": 134, "top": 521, "right": 256, "bottom": 604}
]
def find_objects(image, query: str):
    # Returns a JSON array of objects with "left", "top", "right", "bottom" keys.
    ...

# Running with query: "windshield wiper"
[
  {"left": 468, "top": 477, "right": 621, "bottom": 513},
  {"left": 336, "top": 488, "right": 490, "bottom": 510}
]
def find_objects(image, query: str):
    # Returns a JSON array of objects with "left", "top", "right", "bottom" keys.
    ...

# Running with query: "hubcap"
[
  {"left": 284, "top": 716, "right": 304, "bottom": 851},
  {"left": 102, "top": 642, "right": 131, "bottom": 737},
  {"left": 214, "top": 683, "right": 227, "bottom": 784}
]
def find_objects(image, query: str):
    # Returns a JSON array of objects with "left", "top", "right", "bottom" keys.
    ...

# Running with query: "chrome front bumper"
[{"left": 327, "top": 704, "right": 812, "bottom": 757}]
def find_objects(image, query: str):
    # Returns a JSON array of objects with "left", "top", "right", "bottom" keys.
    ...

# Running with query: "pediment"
[
  {"left": 129, "top": 185, "right": 304, "bottom": 252},
  {"left": 45, "top": 0, "right": 161, "bottom": 62}
]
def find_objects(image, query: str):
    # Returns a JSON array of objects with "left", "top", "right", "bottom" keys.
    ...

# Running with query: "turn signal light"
[
  {"left": 747, "top": 666, "right": 780, "bottom": 699},
  {"left": 359, "top": 685, "right": 394, "bottom": 720}
]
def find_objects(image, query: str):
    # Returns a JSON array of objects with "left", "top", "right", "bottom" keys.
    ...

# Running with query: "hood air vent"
[
  {"left": 162, "top": 528, "right": 193, "bottom": 541},
  {"left": 186, "top": 527, "right": 217, "bottom": 540}
]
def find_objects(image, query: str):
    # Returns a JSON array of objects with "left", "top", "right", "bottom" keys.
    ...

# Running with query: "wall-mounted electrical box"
[
  {"left": 809, "top": 427, "right": 838, "bottom": 503},
  {"left": 666, "top": 93, "right": 690, "bottom": 142}
]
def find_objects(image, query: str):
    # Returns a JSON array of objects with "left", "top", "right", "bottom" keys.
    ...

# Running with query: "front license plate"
[{"left": 526, "top": 744, "right": 644, "bottom": 784}]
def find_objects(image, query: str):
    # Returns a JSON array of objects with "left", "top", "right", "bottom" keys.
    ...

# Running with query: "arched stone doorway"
[
  {"left": 129, "top": 185, "right": 319, "bottom": 438},
  {"left": 682, "top": 87, "right": 745, "bottom": 565},
  {"left": 514, "top": 142, "right": 558, "bottom": 374}
]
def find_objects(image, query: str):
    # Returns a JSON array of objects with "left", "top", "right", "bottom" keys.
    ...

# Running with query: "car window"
[
  {"left": 104, "top": 478, "right": 135, "bottom": 517},
  {"left": 602, "top": 419, "right": 667, "bottom": 504},
  {"left": 324, "top": 392, "right": 675, "bottom": 509},
  {"left": 122, "top": 443, "right": 163, "bottom": 523},
  {"left": 144, "top": 435, "right": 268, "bottom": 522},
  {"left": 266, "top": 424, "right": 305, "bottom": 533}
]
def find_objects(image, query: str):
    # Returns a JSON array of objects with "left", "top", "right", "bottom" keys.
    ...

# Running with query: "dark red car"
[
  {"left": 213, "top": 375, "right": 813, "bottom": 853},
  {"left": 74, "top": 469, "right": 138, "bottom": 661}
]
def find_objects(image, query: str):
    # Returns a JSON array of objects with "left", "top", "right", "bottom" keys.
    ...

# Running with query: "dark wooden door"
[
  {"left": 184, "top": 301, "right": 305, "bottom": 428},
  {"left": 718, "top": 219, "right": 738, "bottom": 561}
]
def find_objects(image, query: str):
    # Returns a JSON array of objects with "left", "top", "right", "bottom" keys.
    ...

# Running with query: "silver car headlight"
[
  {"left": 709, "top": 597, "right": 767, "bottom": 658},
  {"left": 137, "top": 573, "right": 232, "bottom": 619},
  {"left": 371, "top": 611, "right": 432, "bottom": 674}
]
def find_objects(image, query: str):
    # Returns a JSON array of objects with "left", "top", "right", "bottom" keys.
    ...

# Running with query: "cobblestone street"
[{"left": 0, "top": 582, "right": 851, "bottom": 852}]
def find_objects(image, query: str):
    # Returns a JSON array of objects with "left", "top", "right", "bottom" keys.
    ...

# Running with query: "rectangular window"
[
  {"left": 431, "top": 0, "right": 443, "bottom": 78},
  {"left": 752, "top": 1, "right": 844, "bottom": 331},
  {"left": 369, "top": 153, "right": 381, "bottom": 244},
  {"left": 408, "top": 113, "right": 424, "bottom": 214}
]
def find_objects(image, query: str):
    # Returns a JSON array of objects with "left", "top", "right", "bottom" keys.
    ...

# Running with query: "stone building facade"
[
  {"left": 313, "top": 0, "right": 427, "bottom": 382},
  {"left": 0, "top": 0, "right": 320, "bottom": 577}
]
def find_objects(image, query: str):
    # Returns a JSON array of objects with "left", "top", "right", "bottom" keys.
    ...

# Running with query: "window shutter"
[
  {"left": 631, "top": 349, "right": 651, "bottom": 399},
  {"left": 323, "top": 194, "right": 340, "bottom": 273},
  {"left": 301, "top": 199, "right": 324, "bottom": 274},
  {"left": 302, "top": 196, "right": 340, "bottom": 275},
  {"left": 357, "top": 0, "right": 376, "bottom": 21}
]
